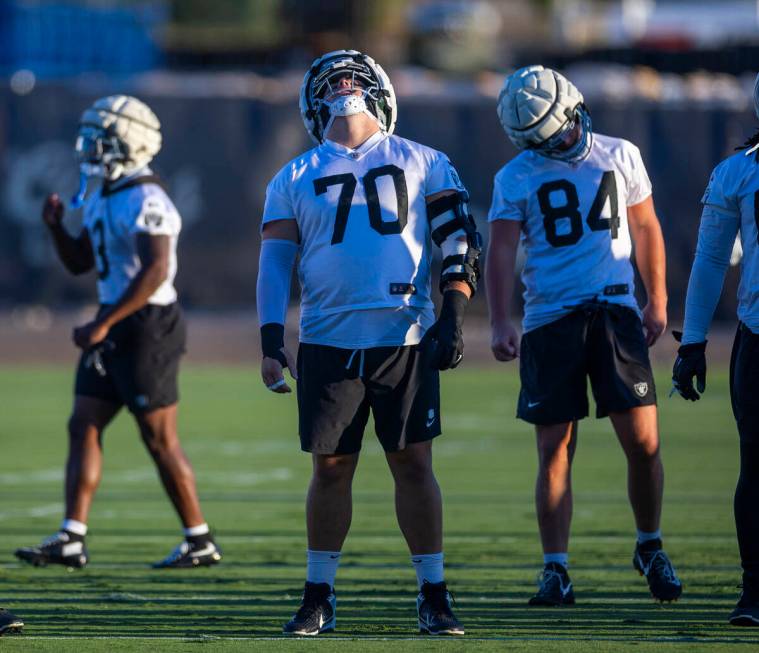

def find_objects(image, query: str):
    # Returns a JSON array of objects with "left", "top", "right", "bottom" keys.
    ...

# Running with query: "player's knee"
[
  {"left": 140, "top": 427, "right": 176, "bottom": 457},
  {"left": 537, "top": 439, "right": 570, "bottom": 469},
  {"left": 389, "top": 448, "right": 434, "bottom": 486},
  {"left": 67, "top": 415, "right": 98, "bottom": 446},
  {"left": 625, "top": 429, "right": 660, "bottom": 461},
  {"left": 313, "top": 456, "right": 355, "bottom": 488}
]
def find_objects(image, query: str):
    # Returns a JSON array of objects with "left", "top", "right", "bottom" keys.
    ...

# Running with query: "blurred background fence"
[{"left": 1, "top": 0, "right": 758, "bottom": 322}]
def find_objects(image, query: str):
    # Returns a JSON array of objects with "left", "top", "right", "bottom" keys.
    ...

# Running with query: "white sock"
[
  {"left": 61, "top": 519, "right": 87, "bottom": 537},
  {"left": 307, "top": 550, "right": 341, "bottom": 587},
  {"left": 637, "top": 529, "right": 661, "bottom": 544},
  {"left": 544, "top": 553, "right": 568, "bottom": 568},
  {"left": 183, "top": 523, "right": 210, "bottom": 538},
  {"left": 411, "top": 552, "right": 444, "bottom": 589}
]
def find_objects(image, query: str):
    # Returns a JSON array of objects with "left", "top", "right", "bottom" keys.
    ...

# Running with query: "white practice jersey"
[
  {"left": 699, "top": 148, "right": 759, "bottom": 331},
  {"left": 262, "top": 131, "right": 465, "bottom": 348},
  {"left": 488, "top": 133, "right": 652, "bottom": 332},
  {"left": 82, "top": 168, "right": 181, "bottom": 306}
]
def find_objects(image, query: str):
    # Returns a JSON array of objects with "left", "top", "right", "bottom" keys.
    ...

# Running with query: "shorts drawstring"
[{"left": 345, "top": 349, "right": 365, "bottom": 378}]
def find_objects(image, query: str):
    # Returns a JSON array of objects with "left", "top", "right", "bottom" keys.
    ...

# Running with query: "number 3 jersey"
[
  {"left": 82, "top": 169, "right": 181, "bottom": 306},
  {"left": 488, "top": 133, "right": 652, "bottom": 333},
  {"left": 262, "top": 131, "right": 465, "bottom": 348}
]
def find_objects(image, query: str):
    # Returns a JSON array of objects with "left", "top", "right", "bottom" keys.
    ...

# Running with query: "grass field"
[{"left": 0, "top": 363, "right": 756, "bottom": 651}]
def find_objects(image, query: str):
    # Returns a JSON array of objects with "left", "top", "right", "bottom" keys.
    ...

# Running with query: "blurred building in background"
[{"left": 0, "top": 0, "right": 758, "bottom": 321}]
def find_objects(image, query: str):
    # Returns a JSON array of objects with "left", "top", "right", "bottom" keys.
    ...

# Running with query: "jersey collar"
[{"left": 322, "top": 131, "right": 386, "bottom": 161}]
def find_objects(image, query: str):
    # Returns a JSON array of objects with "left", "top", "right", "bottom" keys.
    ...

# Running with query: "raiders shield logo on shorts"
[{"left": 634, "top": 382, "right": 649, "bottom": 397}]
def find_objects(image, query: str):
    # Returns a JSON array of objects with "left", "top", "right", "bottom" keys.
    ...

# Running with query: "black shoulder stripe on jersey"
[
  {"left": 102, "top": 175, "right": 168, "bottom": 197},
  {"left": 442, "top": 254, "right": 467, "bottom": 269}
]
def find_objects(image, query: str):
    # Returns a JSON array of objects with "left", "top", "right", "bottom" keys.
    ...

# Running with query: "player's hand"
[
  {"left": 642, "top": 300, "right": 667, "bottom": 346},
  {"left": 261, "top": 348, "right": 296, "bottom": 394},
  {"left": 671, "top": 330, "right": 707, "bottom": 401},
  {"left": 72, "top": 321, "right": 110, "bottom": 349},
  {"left": 42, "top": 193, "right": 64, "bottom": 228},
  {"left": 420, "top": 318, "right": 463, "bottom": 370},
  {"left": 491, "top": 321, "right": 520, "bottom": 361}
]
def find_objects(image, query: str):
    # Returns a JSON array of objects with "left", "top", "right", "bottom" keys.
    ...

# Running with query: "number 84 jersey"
[
  {"left": 262, "top": 131, "right": 465, "bottom": 333},
  {"left": 488, "top": 133, "right": 652, "bottom": 333}
]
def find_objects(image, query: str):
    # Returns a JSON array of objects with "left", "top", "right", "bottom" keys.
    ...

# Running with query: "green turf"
[{"left": 0, "top": 364, "right": 755, "bottom": 651}]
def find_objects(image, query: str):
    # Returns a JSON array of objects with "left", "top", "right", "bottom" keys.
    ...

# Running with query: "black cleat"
[
  {"left": 528, "top": 562, "right": 575, "bottom": 606},
  {"left": 0, "top": 608, "right": 24, "bottom": 636},
  {"left": 15, "top": 531, "right": 88, "bottom": 569},
  {"left": 417, "top": 581, "right": 464, "bottom": 636},
  {"left": 729, "top": 586, "right": 759, "bottom": 626},
  {"left": 283, "top": 582, "right": 336, "bottom": 636},
  {"left": 633, "top": 538, "right": 682, "bottom": 602},
  {"left": 152, "top": 538, "right": 222, "bottom": 568}
]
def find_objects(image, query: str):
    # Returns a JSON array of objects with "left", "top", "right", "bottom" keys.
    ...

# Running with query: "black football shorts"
[
  {"left": 517, "top": 302, "right": 656, "bottom": 425},
  {"left": 730, "top": 323, "right": 759, "bottom": 443},
  {"left": 297, "top": 343, "right": 441, "bottom": 455},
  {"left": 74, "top": 303, "right": 186, "bottom": 413}
]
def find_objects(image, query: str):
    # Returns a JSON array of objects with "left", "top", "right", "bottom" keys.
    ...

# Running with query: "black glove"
[
  {"left": 419, "top": 289, "right": 468, "bottom": 370},
  {"left": 260, "top": 323, "right": 288, "bottom": 368},
  {"left": 671, "top": 329, "right": 707, "bottom": 401}
]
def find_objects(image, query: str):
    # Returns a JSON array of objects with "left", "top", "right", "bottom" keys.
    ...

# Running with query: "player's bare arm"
[
  {"left": 628, "top": 196, "right": 667, "bottom": 346},
  {"left": 72, "top": 233, "right": 170, "bottom": 349},
  {"left": 485, "top": 219, "right": 521, "bottom": 361},
  {"left": 258, "top": 218, "right": 298, "bottom": 393},
  {"left": 42, "top": 193, "right": 95, "bottom": 275}
]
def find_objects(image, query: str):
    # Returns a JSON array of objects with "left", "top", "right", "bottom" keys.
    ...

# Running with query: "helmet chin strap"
[
  {"left": 69, "top": 161, "right": 125, "bottom": 208},
  {"left": 322, "top": 92, "right": 381, "bottom": 140}
]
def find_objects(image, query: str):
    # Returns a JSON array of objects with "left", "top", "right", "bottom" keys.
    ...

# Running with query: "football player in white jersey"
[
  {"left": 257, "top": 50, "right": 480, "bottom": 636},
  {"left": 486, "top": 66, "right": 681, "bottom": 605},
  {"left": 673, "top": 73, "right": 759, "bottom": 626},
  {"left": 15, "top": 96, "right": 221, "bottom": 570}
]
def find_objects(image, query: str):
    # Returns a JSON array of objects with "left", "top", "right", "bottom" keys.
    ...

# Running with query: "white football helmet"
[
  {"left": 497, "top": 65, "right": 592, "bottom": 163},
  {"left": 299, "top": 50, "right": 397, "bottom": 144}
]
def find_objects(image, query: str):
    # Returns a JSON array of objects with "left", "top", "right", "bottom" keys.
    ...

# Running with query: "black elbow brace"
[{"left": 427, "top": 191, "right": 482, "bottom": 294}]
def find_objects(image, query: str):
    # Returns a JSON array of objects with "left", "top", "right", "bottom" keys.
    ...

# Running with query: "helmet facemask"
[
  {"left": 71, "top": 126, "right": 129, "bottom": 207},
  {"left": 529, "top": 105, "right": 593, "bottom": 164},
  {"left": 301, "top": 51, "right": 395, "bottom": 144}
]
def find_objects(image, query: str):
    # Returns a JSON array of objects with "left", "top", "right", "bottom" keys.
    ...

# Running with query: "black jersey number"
[
  {"left": 537, "top": 171, "right": 620, "bottom": 248},
  {"left": 314, "top": 165, "right": 408, "bottom": 245},
  {"left": 91, "top": 219, "right": 110, "bottom": 280}
]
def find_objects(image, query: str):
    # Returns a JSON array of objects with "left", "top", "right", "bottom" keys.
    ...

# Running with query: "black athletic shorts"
[
  {"left": 74, "top": 303, "right": 186, "bottom": 413},
  {"left": 517, "top": 302, "right": 656, "bottom": 425},
  {"left": 296, "top": 343, "right": 441, "bottom": 455},
  {"left": 730, "top": 323, "right": 759, "bottom": 443}
]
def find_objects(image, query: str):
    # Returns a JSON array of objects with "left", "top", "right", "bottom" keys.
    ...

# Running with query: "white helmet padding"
[
  {"left": 76, "top": 95, "right": 161, "bottom": 181},
  {"left": 497, "top": 65, "right": 592, "bottom": 163},
  {"left": 299, "top": 50, "right": 397, "bottom": 145}
]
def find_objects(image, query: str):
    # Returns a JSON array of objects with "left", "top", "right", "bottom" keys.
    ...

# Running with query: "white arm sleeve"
[
  {"left": 256, "top": 239, "right": 298, "bottom": 326},
  {"left": 682, "top": 205, "right": 740, "bottom": 344}
]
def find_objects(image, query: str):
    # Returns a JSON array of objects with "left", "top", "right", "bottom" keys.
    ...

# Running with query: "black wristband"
[
  {"left": 439, "top": 289, "right": 468, "bottom": 328},
  {"left": 260, "top": 323, "right": 285, "bottom": 359}
]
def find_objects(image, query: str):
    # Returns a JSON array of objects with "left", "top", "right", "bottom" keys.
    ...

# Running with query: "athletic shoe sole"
[
  {"left": 729, "top": 612, "right": 759, "bottom": 627},
  {"left": 0, "top": 623, "right": 24, "bottom": 636},
  {"left": 14, "top": 550, "right": 87, "bottom": 569},
  {"left": 283, "top": 616, "right": 336, "bottom": 636},
  {"left": 152, "top": 552, "right": 222, "bottom": 569},
  {"left": 418, "top": 620, "right": 465, "bottom": 635}
]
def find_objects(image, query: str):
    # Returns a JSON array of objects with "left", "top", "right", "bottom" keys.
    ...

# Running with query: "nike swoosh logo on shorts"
[{"left": 527, "top": 401, "right": 540, "bottom": 408}]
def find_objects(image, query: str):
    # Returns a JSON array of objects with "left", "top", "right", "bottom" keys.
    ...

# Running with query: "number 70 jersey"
[
  {"left": 488, "top": 133, "right": 652, "bottom": 333},
  {"left": 262, "top": 132, "right": 465, "bottom": 328}
]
